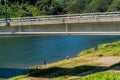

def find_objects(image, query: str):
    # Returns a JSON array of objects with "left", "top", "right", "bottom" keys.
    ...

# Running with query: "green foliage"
[
  {"left": 0, "top": 5, "right": 4, "bottom": 18},
  {"left": 66, "top": 0, "right": 92, "bottom": 13},
  {"left": 84, "top": 0, "right": 113, "bottom": 13},
  {"left": 108, "top": 0, "right": 120, "bottom": 11},
  {"left": 56, "top": 0, "right": 65, "bottom": 3},
  {"left": 21, "top": 11, "right": 33, "bottom": 17},
  {"left": 36, "top": 0, "right": 64, "bottom": 15},
  {"left": 49, "top": 1, "right": 64, "bottom": 15},
  {"left": 1, "top": 0, "right": 120, "bottom": 18}
]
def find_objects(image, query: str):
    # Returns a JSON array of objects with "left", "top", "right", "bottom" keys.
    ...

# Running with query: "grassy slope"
[
  {"left": 75, "top": 62, "right": 120, "bottom": 80},
  {"left": 10, "top": 41, "right": 120, "bottom": 80},
  {"left": 76, "top": 72, "right": 120, "bottom": 80},
  {"left": 78, "top": 41, "right": 120, "bottom": 57}
]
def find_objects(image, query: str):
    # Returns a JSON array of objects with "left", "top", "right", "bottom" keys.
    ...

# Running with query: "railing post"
[{"left": 65, "top": 23, "right": 68, "bottom": 32}]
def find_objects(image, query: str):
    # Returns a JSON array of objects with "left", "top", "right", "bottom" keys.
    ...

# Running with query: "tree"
[
  {"left": 21, "top": 11, "right": 33, "bottom": 17},
  {"left": 66, "top": 0, "right": 92, "bottom": 13},
  {"left": 108, "top": 0, "right": 120, "bottom": 11},
  {"left": 84, "top": 0, "right": 113, "bottom": 13},
  {"left": 7, "top": 0, "right": 37, "bottom": 5},
  {"left": 49, "top": 1, "right": 64, "bottom": 15},
  {"left": 36, "top": 0, "right": 52, "bottom": 14},
  {"left": 36, "top": 0, "right": 64, "bottom": 15},
  {"left": 0, "top": 5, "right": 4, "bottom": 18}
]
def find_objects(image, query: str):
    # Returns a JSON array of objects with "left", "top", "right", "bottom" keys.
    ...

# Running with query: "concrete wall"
[{"left": 0, "top": 22, "right": 120, "bottom": 33}]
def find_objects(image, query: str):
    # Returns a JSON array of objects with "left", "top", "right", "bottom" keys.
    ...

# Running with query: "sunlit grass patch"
[
  {"left": 78, "top": 41, "right": 120, "bottom": 57},
  {"left": 9, "top": 75, "right": 28, "bottom": 80},
  {"left": 74, "top": 72, "right": 120, "bottom": 80}
]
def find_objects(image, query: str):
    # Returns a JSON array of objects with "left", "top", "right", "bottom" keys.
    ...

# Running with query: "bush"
[
  {"left": 21, "top": 11, "right": 33, "bottom": 17},
  {"left": 84, "top": 0, "right": 113, "bottom": 13},
  {"left": 108, "top": 0, "right": 120, "bottom": 11},
  {"left": 66, "top": 0, "right": 91, "bottom": 13}
]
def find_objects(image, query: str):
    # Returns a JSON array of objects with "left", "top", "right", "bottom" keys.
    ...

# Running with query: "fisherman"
[
  {"left": 66, "top": 55, "right": 69, "bottom": 60},
  {"left": 44, "top": 60, "right": 46, "bottom": 65}
]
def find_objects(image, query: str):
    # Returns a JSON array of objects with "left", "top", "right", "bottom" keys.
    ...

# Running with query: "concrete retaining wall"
[{"left": 0, "top": 22, "right": 120, "bottom": 33}]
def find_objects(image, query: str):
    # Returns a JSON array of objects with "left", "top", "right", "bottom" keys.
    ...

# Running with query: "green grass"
[
  {"left": 29, "top": 64, "right": 97, "bottom": 80},
  {"left": 9, "top": 63, "right": 100, "bottom": 80},
  {"left": 52, "top": 64, "right": 99, "bottom": 80},
  {"left": 78, "top": 41, "right": 120, "bottom": 57},
  {"left": 29, "top": 63, "right": 100, "bottom": 77},
  {"left": 72, "top": 62, "right": 120, "bottom": 80},
  {"left": 9, "top": 75, "right": 28, "bottom": 80},
  {"left": 74, "top": 72, "right": 120, "bottom": 80}
]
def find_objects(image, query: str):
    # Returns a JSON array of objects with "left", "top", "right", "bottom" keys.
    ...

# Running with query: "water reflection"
[{"left": 0, "top": 68, "right": 28, "bottom": 78}]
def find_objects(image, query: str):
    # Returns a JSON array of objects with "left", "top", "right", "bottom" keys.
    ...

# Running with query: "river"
[{"left": 0, "top": 35, "right": 120, "bottom": 79}]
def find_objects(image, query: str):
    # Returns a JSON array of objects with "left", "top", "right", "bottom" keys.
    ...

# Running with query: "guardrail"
[
  {"left": 0, "top": 12, "right": 120, "bottom": 23},
  {"left": 13, "top": 12, "right": 120, "bottom": 22}
]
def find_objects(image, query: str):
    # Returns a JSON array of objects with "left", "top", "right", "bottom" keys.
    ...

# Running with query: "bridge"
[{"left": 1, "top": 12, "right": 120, "bottom": 35}]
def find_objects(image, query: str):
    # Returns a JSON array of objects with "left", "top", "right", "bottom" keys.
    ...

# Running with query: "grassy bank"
[
  {"left": 9, "top": 41, "right": 120, "bottom": 80},
  {"left": 78, "top": 41, "right": 120, "bottom": 57},
  {"left": 75, "top": 72, "right": 120, "bottom": 80}
]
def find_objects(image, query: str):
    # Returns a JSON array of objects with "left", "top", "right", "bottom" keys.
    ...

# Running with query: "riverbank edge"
[{"left": 9, "top": 40, "right": 120, "bottom": 80}]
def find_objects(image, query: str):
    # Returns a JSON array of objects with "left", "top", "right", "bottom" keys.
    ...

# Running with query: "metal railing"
[{"left": 0, "top": 11, "right": 120, "bottom": 23}]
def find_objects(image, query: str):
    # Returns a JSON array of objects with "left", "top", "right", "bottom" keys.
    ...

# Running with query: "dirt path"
[
  {"left": 94, "top": 56, "right": 120, "bottom": 67},
  {"left": 67, "top": 56, "right": 120, "bottom": 80},
  {"left": 20, "top": 56, "right": 120, "bottom": 80}
]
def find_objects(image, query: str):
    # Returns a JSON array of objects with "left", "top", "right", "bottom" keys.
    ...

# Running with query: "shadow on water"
[{"left": 0, "top": 68, "right": 28, "bottom": 79}]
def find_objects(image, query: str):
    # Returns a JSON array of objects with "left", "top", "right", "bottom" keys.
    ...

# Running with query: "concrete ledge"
[{"left": 0, "top": 32, "right": 120, "bottom": 36}]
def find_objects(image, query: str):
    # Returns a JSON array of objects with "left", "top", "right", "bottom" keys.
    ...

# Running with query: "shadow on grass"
[
  {"left": 0, "top": 68, "right": 28, "bottom": 79},
  {"left": 28, "top": 65, "right": 107, "bottom": 78},
  {"left": 2, "top": 62, "right": 119, "bottom": 79},
  {"left": 28, "top": 62, "right": 120, "bottom": 79},
  {"left": 108, "top": 62, "right": 120, "bottom": 70}
]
